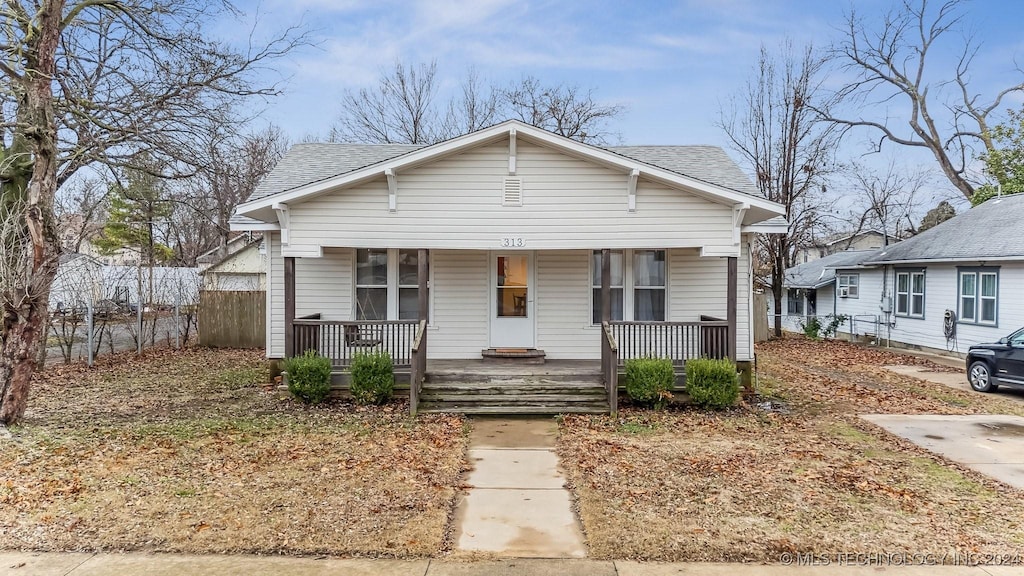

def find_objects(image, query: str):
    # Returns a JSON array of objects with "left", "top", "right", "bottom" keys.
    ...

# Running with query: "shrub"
[
  {"left": 284, "top": 350, "right": 332, "bottom": 404},
  {"left": 685, "top": 358, "right": 739, "bottom": 410},
  {"left": 624, "top": 356, "right": 675, "bottom": 409},
  {"left": 349, "top": 349, "right": 394, "bottom": 405},
  {"left": 799, "top": 314, "right": 849, "bottom": 340}
]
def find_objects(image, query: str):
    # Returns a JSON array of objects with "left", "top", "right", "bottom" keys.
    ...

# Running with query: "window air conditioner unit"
[{"left": 838, "top": 286, "right": 849, "bottom": 298}]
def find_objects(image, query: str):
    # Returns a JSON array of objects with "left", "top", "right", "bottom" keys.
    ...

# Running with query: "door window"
[{"left": 496, "top": 255, "right": 528, "bottom": 317}]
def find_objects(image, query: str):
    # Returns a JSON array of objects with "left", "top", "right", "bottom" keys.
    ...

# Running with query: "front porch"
[{"left": 289, "top": 316, "right": 734, "bottom": 415}]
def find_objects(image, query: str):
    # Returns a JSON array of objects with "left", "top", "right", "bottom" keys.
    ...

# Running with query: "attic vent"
[{"left": 503, "top": 177, "right": 522, "bottom": 206}]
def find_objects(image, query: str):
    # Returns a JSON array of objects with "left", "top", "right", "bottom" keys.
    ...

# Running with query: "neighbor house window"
[
  {"left": 591, "top": 250, "right": 624, "bottom": 324},
  {"left": 958, "top": 268, "right": 998, "bottom": 325},
  {"left": 895, "top": 269, "right": 925, "bottom": 318},
  {"left": 356, "top": 248, "right": 425, "bottom": 321},
  {"left": 590, "top": 249, "right": 666, "bottom": 323},
  {"left": 787, "top": 289, "right": 803, "bottom": 315},
  {"left": 837, "top": 273, "right": 859, "bottom": 298}
]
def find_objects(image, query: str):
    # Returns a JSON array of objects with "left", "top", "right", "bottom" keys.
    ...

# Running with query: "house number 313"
[{"left": 501, "top": 237, "right": 525, "bottom": 247}]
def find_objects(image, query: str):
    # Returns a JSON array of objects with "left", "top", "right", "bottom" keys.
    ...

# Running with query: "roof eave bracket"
[
  {"left": 272, "top": 202, "right": 290, "bottom": 245},
  {"left": 385, "top": 168, "right": 398, "bottom": 212},
  {"left": 627, "top": 169, "right": 640, "bottom": 212}
]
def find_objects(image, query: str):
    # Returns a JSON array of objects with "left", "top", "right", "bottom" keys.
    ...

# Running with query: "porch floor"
[{"left": 426, "top": 359, "right": 601, "bottom": 379}]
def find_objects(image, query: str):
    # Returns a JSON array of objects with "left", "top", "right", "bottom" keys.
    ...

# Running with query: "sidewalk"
[{"left": 2, "top": 552, "right": 1020, "bottom": 576}]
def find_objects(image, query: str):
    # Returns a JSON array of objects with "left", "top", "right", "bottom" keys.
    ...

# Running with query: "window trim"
[
  {"left": 957, "top": 266, "right": 999, "bottom": 327},
  {"left": 894, "top": 268, "right": 925, "bottom": 319},
  {"left": 354, "top": 248, "right": 430, "bottom": 322},
  {"left": 589, "top": 249, "right": 669, "bottom": 324},
  {"left": 837, "top": 272, "right": 860, "bottom": 299},
  {"left": 787, "top": 288, "right": 804, "bottom": 316}
]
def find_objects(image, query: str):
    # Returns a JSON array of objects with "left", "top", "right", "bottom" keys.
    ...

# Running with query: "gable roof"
[
  {"left": 784, "top": 249, "right": 881, "bottom": 289},
  {"left": 865, "top": 194, "right": 1024, "bottom": 264},
  {"left": 234, "top": 120, "right": 784, "bottom": 226}
]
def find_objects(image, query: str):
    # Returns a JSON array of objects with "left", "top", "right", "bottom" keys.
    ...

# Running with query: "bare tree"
[
  {"left": 0, "top": 0, "right": 307, "bottom": 425},
  {"left": 842, "top": 161, "right": 930, "bottom": 244},
  {"left": 502, "top": 76, "right": 624, "bottom": 144},
  {"left": 332, "top": 62, "right": 625, "bottom": 144},
  {"left": 173, "top": 124, "right": 288, "bottom": 263},
  {"left": 439, "top": 67, "right": 502, "bottom": 140},
  {"left": 718, "top": 41, "right": 840, "bottom": 337},
  {"left": 334, "top": 61, "right": 441, "bottom": 144},
  {"left": 825, "top": 0, "right": 1024, "bottom": 200}
]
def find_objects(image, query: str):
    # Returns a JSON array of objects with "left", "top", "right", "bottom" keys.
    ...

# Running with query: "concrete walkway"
[
  {"left": 453, "top": 417, "right": 586, "bottom": 558},
  {"left": 3, "top": 552, "right": 1021, "bottom": 576}
]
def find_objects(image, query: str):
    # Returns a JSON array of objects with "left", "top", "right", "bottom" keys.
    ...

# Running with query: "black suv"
[{"left": 966, "top": 327, "right": 1024, "bottom": 392}]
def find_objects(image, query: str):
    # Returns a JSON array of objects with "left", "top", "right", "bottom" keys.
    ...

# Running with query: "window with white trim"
[
  {"left": 837, "top": 273, "right": 859, "bottom": 298},
  {"left": 590, "top": 249, "right": 666, "bottom": 323},
  {"left": 355, "top": 248, "right": 425, "bottom": 321},
  {"left": 787, "top": 289, "right": 803, "bottom": 315},
  {"left": 895, "top": 269, "right": 925, "bottom": 318},
  {"left": 958, "top": 268, "right": 998, "bottom": 325}
]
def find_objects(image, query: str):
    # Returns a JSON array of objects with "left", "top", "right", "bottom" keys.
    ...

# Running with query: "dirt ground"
[
  {"left": 558, "top": 337, "right": 1024, "bottom": 562},
  {"left": 0, "top": 347, "right": 468, "bottom": 557}
]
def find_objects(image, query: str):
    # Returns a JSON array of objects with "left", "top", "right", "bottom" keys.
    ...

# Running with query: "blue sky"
[{"left": 229, "top": 0, "right": 1024, "bottom": 202}]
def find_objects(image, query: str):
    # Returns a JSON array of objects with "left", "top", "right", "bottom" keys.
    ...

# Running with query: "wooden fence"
[
  {"left": 198, "top": 290, "right": 265, "bottom": 348},
  {"left": 753, "top": 292, "right": 770, "bottom": 343}
]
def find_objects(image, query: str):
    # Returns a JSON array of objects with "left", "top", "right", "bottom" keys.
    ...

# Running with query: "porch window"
[
  {"left": 591, "top": 250, "right": 624, "bottom": 324},
  {"left": 356, "top": 248, "right": 425, "bottom": 321},
  {"left": 958, "top": 267, "right": 998, "bottom": 325},
  {"left": 634, "top": 250, "right": 666, "bottom": 321},
  {"left": 356, "top": 248, "right": 388, "bottom": 320}
]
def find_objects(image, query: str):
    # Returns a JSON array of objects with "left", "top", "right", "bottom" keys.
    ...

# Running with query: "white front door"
[{"left": 489, "top": 252, "right": 535, "bottom": 348}]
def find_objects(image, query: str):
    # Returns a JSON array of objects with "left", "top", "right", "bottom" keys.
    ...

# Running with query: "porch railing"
[
  {"left": 409, "top": 319, "right": 427, "bottom": 415},
  {"left": 608, "top": 320, "right": 730, "bottom": 366},
  {"left": 292, "top": 317, "right": 419, "bottom": 367},
  {"left": 601, "top": 322, "right": 618, "bottom": 416}
]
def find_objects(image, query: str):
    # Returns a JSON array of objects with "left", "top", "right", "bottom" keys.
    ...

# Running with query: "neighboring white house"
[
  {"left": 794, "top": 229, "right": 890, "bottom": 264},
  {"left": 769, "top": 249, "right": 879, "bottom": 334},
  {"left": 200, "top": 238, "right": 266, "bottom": 291},
  {"left": 779, "top": 194, "right": 1024, "bottom": 355},
  {"left": 51, "top": 254, "right": 200, "bottom": 311},
  {"left": 230, "top": 120, "right": 787, "bottom": 389}
]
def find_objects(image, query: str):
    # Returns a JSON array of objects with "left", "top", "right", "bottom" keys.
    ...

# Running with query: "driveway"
[
  {"left": 863, "top": 414, "right": 1024, "bottom": 490},
  {"left": 885, "top": 365, "right": 1024, "bottom": 404}
]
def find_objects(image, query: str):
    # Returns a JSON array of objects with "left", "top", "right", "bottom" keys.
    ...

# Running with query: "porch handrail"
[
  {"left": 608, "top": 319, "right": 730, "bottom": 366},
  {"left": 291, "top": 319, "right": 418, "bottom": 367},
  {"left": 601, "top": 321, "right": 618, "bottom": 416},
  {"left": 409, "top": 319, "right": 427, "bottom": 415}
]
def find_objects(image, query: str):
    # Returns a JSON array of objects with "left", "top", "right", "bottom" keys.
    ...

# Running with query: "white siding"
[
  {"left": 428, "top": 250, "right": 489, "bottom": 358},
  {"left": 287, "top": 139, "right": 735, "bottom": 252},
  {"left": 295, "top": 248, "right": 352, "bottom": 320},
  {"left": 536, "top": 251, "right": 599, "bottom": 359},
  {"left": 833, "top": 262, "right": 1024, "bottom": 352},
  {"left": 269, "top": 232, "right": 284, "bottom": 358}
]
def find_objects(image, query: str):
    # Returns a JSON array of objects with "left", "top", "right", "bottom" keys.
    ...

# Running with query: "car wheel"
[{"left": 968, "top": 361, "right": 997, "bottom": 392}]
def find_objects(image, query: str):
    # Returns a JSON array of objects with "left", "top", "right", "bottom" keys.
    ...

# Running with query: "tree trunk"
[
  {"left": 0, "top": 0, "right": 66, "bottom": 425},
  {"left": 772, "top": 262, "right": 784, "bottom": 338}
]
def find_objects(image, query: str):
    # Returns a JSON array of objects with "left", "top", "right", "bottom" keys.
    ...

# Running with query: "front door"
[{"left": 489, "top": 252, "right": 535, "bottom": 348}]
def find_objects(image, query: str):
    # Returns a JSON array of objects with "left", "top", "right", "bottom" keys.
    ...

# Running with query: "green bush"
[
  {"left": 624, "top": 356, "right": 675, "bottom": 409},
  {"left": 800, "top": 315, "right": 823, "bottom": 340},
  {"left": 284, "top": 350, "right": 332, "bottom": 404},
  {"left": 349, "top": 350, "right": 394, "bottom": 405},
  {"left": 685, "top": 358, "right": 739, "bottom": 410}
]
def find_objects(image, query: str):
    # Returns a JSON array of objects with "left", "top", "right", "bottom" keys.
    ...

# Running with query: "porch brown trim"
[
  {"left": 284, "top": 256, "right": 296, "bottom": 357},
  {"left": 727, "top": 255, "right": 737, "bottom": 361}
]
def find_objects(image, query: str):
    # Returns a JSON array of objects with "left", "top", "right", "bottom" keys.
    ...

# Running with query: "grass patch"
[{"left": 1, "top": 347, "right": 468, "bottom": 557}]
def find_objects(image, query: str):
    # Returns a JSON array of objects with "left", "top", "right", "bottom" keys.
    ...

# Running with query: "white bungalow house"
[
  {"left": 778, "top": 193, "right": 1024, "bottom": 355},
  {"left": 230, "top": 120, "right": 786, "bottom": 413}
]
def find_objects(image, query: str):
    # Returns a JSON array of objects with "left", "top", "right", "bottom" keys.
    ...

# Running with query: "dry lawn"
[
  {"left": 0, "top": 347, "right": 468, "bottom": 557},
  {"left": 559, "top": 338, "right": 1024, "bottom": 562}
]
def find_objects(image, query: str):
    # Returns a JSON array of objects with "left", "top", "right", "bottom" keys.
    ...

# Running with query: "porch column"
[
  {"left": 417, "top": 249, "right": 429, "bottom": 323},
  {"left": 727, "top": 256, "right": 737, "bottom": 362},
  {"left": 284, "top": 256, "right": 296, "bottom": 358},
  {"left": 601, "top": 249, "right": 611, "bottom": 324}
]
